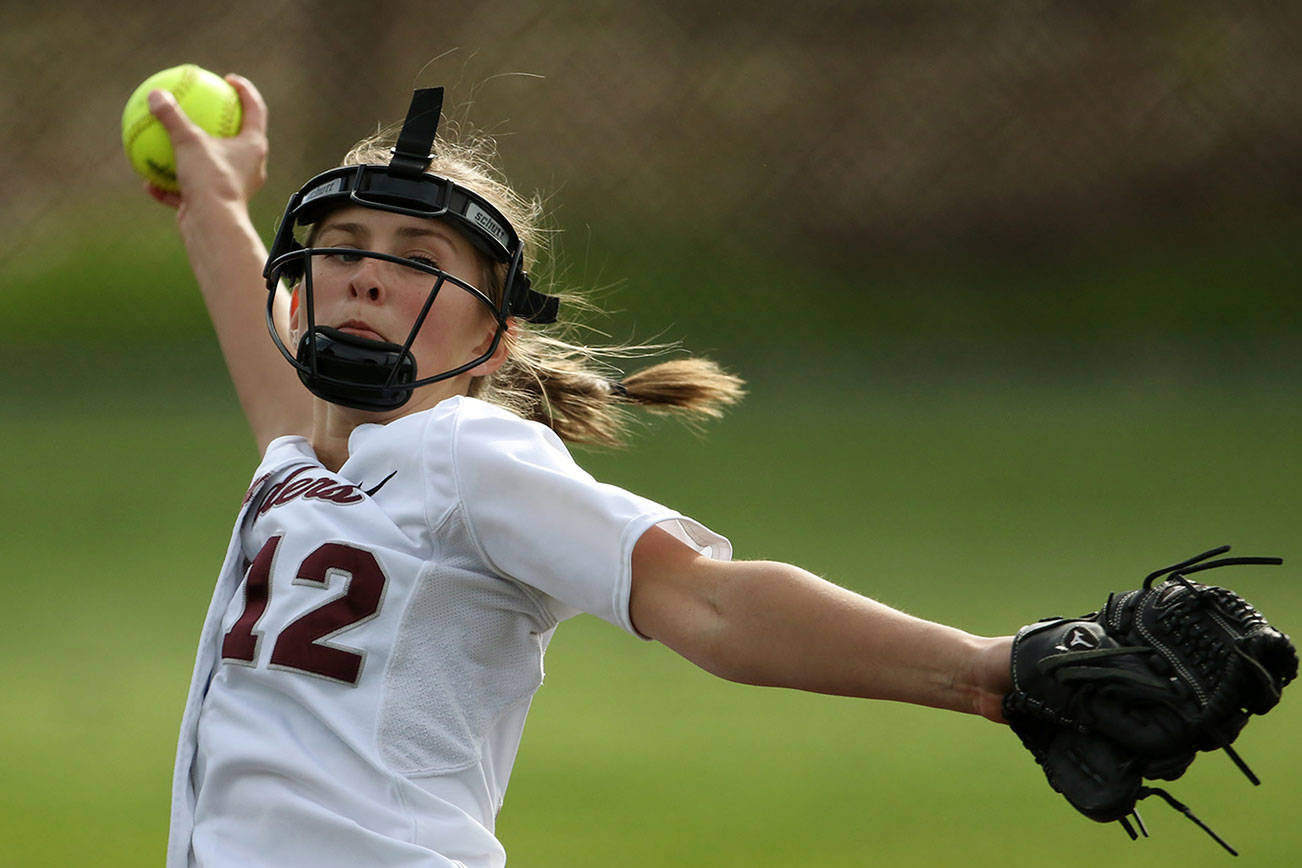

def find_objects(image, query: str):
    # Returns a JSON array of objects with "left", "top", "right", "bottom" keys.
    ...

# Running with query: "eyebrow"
[{"left": 316, "top": 221, "right": 461, "bottom": 246}]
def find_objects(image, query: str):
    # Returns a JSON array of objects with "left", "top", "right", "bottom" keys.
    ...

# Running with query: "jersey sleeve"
[{"left": 447, "top": 401, "right": 731, "bottom": 635}]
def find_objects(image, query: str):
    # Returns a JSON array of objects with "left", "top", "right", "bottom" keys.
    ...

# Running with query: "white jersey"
[{"left": 167, "top": 396, "right": 730, "bottom": 867}]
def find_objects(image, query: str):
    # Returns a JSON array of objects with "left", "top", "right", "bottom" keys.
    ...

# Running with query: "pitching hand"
[{"left": 144, "top": 73, "right": 268, "bottom": 212}]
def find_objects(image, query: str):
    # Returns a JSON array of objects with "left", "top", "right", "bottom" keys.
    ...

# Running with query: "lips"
[{"left": 337, "top": 320, "right": 386, "bottom": 342}]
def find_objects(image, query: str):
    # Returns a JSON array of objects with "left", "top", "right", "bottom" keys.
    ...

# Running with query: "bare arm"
[
  {"left": 630, "top": 526, "right": 1012, "bottom": 722},
  {"left": 146, "top": 75, "right": 312, "bottom": 452}
]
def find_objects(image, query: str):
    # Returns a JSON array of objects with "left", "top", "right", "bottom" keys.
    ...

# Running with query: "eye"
[
  {"left": 321, "top": 248, "right": 363, "bottom": 264},
  {"left": 406, "top": 253, "right": 440, "bottom": 270}
]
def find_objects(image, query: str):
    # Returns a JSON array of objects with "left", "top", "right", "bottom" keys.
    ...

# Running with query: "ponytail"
[
  {"left": 472, "top": 332, "right": 745, "bottom": 447},
  {"left": 616, "top": 358, "right": 744, "bottom": 418}
]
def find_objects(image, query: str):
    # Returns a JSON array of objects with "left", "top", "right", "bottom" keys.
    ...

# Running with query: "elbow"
[
  {"left": 631, "top": 530, "right": 810, "bottom": 688},
  {"left": 666, "top": 630, "right": 773, "bottom": 688},
  {"left": 649, "top": 559, "right": 795, "bottom": 688}
]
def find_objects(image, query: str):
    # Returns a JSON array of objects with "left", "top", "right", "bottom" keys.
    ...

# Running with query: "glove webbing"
[{"left": 1115, "top": 545, "right": 1286, "bottom": 856}]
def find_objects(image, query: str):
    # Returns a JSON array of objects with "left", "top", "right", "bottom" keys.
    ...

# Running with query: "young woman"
[{"left": 146, "top": 75, "right": 1012, "bottom": 868}]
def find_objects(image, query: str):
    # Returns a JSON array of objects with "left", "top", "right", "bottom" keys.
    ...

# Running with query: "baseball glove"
[{"left": 1003, "top": 545, "right": 1296, "bottom": 855}]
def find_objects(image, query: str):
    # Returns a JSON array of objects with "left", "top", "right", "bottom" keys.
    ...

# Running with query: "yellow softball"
[{"left": 122, "top": 64, "right": 242, "bottom": 192}]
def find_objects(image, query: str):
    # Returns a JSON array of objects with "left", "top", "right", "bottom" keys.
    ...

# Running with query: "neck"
[{"left": 311, "top": 402, "right": 356, "bottom": 472}]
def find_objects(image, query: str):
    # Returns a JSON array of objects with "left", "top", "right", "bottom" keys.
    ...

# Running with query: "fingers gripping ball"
[
  {"left": 122, "top": 64, "right": 242, "bottom": 192},
  {"left": 1004, "top": 546, "right": 1296, "bottom": 854}
]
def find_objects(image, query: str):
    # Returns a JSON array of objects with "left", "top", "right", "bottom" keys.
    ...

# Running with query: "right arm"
[
  {"left": 630, "top": 526, "right": 1012, "bottom": 722},
  {"left": 146, "top": 75, "right": 312, "bottom": 452}
]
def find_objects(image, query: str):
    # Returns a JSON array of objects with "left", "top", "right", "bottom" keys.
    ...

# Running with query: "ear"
[{"left": 467, "top": 317, "right": 516, "bottom": 377}]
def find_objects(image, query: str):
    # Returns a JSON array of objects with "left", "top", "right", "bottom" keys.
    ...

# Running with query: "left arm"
[{"left": 629, "top": 526, "right": 1012, "bottom": 722}]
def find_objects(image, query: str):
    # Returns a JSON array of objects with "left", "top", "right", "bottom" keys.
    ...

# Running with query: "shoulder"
[
  {"left": 339, "top": 396, "right": 548, "bottom": 468},
  {"left": 344, "top": 396, "right": 579, "bottom": 523},
  {"left": 446, "top": 395, "right": 561, "bottom": 438},
  {"left": 443, "top": 396, "right": 575, "bottom": 471},
  {"left": 349, "top": 396, "right": 561, "bottom": 454}
]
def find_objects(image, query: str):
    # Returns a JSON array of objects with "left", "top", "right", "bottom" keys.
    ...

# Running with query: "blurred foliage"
[{"left": 5, "top": 207, "right": 1298, "bottom": 391}]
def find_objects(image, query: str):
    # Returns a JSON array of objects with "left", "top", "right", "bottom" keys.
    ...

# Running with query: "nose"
[{"left": 348, "top": 257, "right": 387, "bottom": 304}]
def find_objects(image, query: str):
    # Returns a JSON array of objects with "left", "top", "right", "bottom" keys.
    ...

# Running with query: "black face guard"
[
  {"left": 261, "top": 87, "right": 558, "bottom": 412},
  {"left": 265, "top": 247, "right": 511, "bottom": 411}
]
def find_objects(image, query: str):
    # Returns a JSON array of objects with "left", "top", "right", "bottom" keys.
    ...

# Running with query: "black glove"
[{"left": 1003, "top": 546, "right": 1296, "bottom": 855}]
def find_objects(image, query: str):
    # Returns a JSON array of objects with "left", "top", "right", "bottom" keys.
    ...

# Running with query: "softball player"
[{"left": 146, "top": 75, "right": 1014, "bottom": 867}]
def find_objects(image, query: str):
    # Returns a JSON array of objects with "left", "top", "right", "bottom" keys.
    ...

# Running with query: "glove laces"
[
  {"left": 1120, "top": 786, "right": 1239, "bottom": 856},
  {"left": 1142, "top": 544, "right": 1282, "bottom": 589}
]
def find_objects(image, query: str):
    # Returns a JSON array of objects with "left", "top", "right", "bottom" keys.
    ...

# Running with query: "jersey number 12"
[{"left": 221, "top": 535, "right": 386, "bottom": 684}]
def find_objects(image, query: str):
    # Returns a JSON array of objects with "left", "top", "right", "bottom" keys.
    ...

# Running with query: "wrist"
[
  {"left": 968, "top": 634, "right": 1014, "bottom": 723},
  {"left": 173, "top": 162, "right": 262, "bottom": 225},
  {"left": 177, "top": 191, "right": 256, "bottom": 238}
]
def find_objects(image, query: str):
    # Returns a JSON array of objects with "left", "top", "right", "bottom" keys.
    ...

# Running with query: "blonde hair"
[{"left": 339, "top": 128, "right": 744, "bottom": 446}]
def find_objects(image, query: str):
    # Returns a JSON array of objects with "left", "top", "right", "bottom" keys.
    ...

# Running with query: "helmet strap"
[{"left": 389, "top": 87, "right": 443, "bottom": 177}]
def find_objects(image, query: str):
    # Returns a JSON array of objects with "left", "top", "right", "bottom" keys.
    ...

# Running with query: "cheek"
[{"left": 415, "top": 291, "right": 497, "bottom": 353}]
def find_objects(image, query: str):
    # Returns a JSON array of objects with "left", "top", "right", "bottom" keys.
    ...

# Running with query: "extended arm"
[
  {"left": 146, "top": 75, "right": 312, "bottom": 451},
  {"left": 630, "top": 526, "right": 1012, "bottom": 722}
]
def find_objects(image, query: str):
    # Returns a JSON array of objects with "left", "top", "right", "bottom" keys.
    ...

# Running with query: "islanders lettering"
[{"left": 256, "top": 466, "right": 365, "bottom": 517}]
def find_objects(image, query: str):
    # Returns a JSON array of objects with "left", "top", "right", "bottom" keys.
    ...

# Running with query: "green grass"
[{"left": 1, "top": 350, "right": 1298, "bottom": 867}]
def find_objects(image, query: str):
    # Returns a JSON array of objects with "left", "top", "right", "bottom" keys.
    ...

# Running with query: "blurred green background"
[{"left": 2, "top": 3, "right": 1299, "bottom": 866}]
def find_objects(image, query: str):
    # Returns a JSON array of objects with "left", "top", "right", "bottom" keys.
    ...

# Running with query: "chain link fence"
[
  {"left": 3, "top": 0, "right": 1300, "bottom": 382},
  {"left": 6, "top": 1, "right": 1300, "bottom": 257}
]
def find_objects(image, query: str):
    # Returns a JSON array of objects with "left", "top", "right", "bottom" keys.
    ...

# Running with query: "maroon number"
[
  {"left": 270, "top": 543, "right": 386, "bottom": 684},
  {"left": 221, "top": 535, "right": 280, "bottom": 663},
  {"left": 220, "top": 539, "right": 386, "bottom": 685}
]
